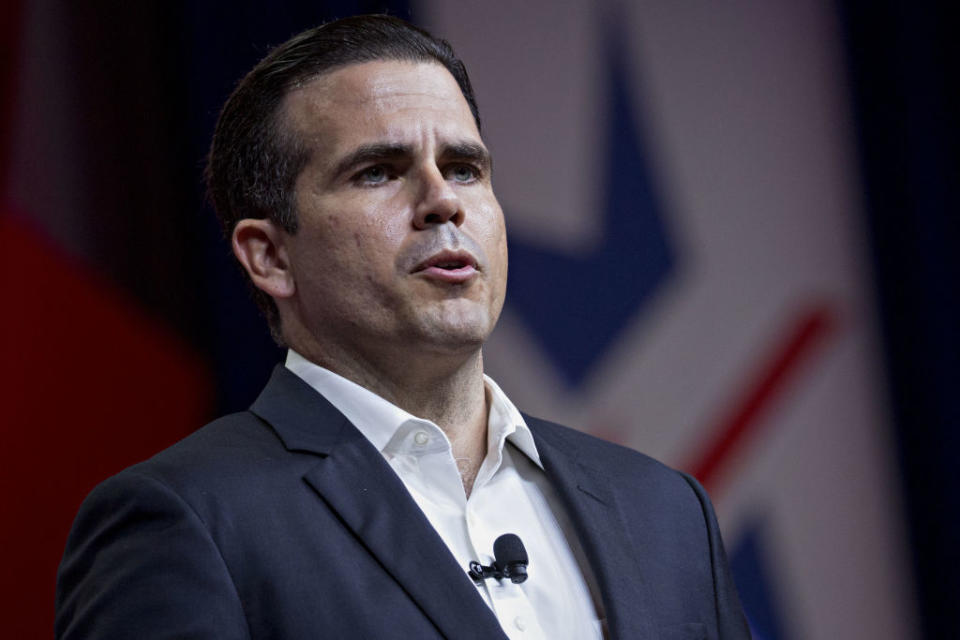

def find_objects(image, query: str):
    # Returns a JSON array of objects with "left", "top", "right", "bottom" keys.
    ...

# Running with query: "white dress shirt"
[{"left": 285, "top": 350, "right": 606, "bottom": 640}]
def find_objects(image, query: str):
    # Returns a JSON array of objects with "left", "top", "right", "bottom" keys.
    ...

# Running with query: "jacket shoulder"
[
  {"left": 84, "top": 410, "right": 307, "bottom": 520},
  {"left": 524, "top": 413, "right": 689, "bottom": 483}
]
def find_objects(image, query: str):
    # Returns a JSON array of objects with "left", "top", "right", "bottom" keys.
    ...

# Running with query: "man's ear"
[{"left": 232, "top": 218, "right": 296, "bottom": 299}]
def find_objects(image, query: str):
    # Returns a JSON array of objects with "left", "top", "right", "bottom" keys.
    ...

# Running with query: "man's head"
[
  {"left": 206, "top": 15, "right": 507, "bottom": 368},
  {"left": 205, "top": 15, "right": 484, "bottom": 340}
]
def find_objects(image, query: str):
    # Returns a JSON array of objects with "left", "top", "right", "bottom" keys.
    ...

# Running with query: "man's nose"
[{"left": 412, "top": 166, "right": 464, "bottom": 229}]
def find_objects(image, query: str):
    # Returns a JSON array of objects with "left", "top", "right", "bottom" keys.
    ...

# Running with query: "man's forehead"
[
  {"left": 283, "top": 60, "right": 473, "bottom": 128},
  {"left": 279, "top": 59, "right": 483, "bottom": 171}
]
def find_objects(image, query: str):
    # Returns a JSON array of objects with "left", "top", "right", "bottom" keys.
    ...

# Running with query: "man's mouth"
[{"left": 413, "top": 250, "right": 479, "bottom": 283}]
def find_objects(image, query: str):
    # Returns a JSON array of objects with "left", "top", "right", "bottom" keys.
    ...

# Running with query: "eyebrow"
[
  {"left": 331, "top": 143, "right": 413, "bottom": 180},
  {"left": 330, "top": 140, "right": 493, "bottom": 180},
  {"left": 441, "top": 141, "right": 493, "bottom": 174}
]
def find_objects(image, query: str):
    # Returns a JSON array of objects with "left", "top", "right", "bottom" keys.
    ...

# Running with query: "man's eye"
[
  {"left": 447, "top": 164, "right": 479, "bottom": 183},
  {"left": 355, "top": 165, "right": 390, "bottom": 184}
]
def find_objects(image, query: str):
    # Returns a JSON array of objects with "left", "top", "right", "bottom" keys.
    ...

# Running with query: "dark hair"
[{"left": 205, "top": 14, "right": 481, "bottom": 342}]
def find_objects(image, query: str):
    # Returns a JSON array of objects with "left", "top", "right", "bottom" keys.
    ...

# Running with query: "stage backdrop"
[
  {"left": 4, "top": 1, "right": 947, "bottom": 638},
  {"left": 422, "top": 2, "right": 915, "bottom": 638}
]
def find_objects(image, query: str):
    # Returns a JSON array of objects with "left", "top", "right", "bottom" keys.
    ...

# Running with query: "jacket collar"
[
  {"left": 250, "top": 365, "right": 355, "bottom": 455},
  {"left": 251, "top": 366, "right": 657, "bottom": 639},
  {"left": 525, "top": 414, "right": 659, "bottom": 640},
  {"left": 250, "top": 365, "right": 508, "bottom": 640}
]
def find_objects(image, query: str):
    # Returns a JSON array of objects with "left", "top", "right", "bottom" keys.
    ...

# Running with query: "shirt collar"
[
  {"left": 483, "top": 374, "right": 541, "bottom": 467},
  {"left": 284, "top": 349, "right": 542, "bottom": 468}
]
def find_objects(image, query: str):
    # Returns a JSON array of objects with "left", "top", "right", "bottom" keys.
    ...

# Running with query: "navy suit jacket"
[{"left": 56, "top": 366, "right": 749, "bottom": 639}]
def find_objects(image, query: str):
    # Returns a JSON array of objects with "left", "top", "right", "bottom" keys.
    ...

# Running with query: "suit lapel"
[
  {"left": 301, "top": 439, "right": 508, "bottom": 640},
  {"left": 251, "top": 367, "right": 507, "bottom": 640},
  {"left": 527, "top": 416, "right": 659, "bottom": 640}
]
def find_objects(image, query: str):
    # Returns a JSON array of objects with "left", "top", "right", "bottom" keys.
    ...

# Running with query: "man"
[{"left": 56, "top": 15, "right": 749, "bottom": 640}]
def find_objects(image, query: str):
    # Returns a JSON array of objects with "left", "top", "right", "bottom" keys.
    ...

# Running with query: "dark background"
[{"left": 839, "top": 1, "right": 959, "bottom": 635}]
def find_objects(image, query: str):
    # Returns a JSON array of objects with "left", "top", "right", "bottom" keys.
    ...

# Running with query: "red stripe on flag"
[
  {"left": 686, "top": 304, "right": 837, "bottom": 492},
  {"left": 0, "top": 215, "right": 213, "bottom": 638}
]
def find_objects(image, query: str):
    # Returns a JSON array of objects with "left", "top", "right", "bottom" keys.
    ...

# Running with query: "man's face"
[{"left": 279, "top": 60, "right": 508, "bottom": 361}]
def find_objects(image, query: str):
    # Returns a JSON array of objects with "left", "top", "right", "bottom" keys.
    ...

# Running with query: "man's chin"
[
  {"left": 407, "top": 310, "right": 496, "bottom": 353},
  {"left": 418, "top": 323, "right": 491, "bottom": 351}
]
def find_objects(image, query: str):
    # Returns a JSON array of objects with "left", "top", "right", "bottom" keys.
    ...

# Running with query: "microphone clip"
[
  {"left": 468, "top": 560, "right": 528, "bottom": 584},
  {"left": 467, "top": 533, "right": 529, "bottom": 584}
]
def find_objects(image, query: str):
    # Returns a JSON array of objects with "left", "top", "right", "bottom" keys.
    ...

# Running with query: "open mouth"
[
  {"left": 414, "top": 251, "right": 478, "bottom": 273},
  {"left": 413, "top": 250, "right": 479, "bottom": 282},
  {"left": 433, "top": 259, "right": 470, "bottom": 270}
]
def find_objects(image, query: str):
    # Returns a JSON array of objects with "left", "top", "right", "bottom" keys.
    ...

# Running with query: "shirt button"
[
  {"left": 514, "top": 616, "right": 526, "bottom": 631},
  {"left": 413, "top": 431, "right": 429, "bottom": 446}
]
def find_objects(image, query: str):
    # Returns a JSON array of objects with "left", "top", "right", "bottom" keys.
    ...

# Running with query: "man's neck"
[{"left": 291, "top": 338, "right": 490, "bottom": 496}]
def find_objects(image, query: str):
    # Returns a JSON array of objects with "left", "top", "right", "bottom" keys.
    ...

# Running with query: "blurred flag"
[
  {"left": 422, "top": 1, "right": 918, "bottom": 638},
  {"left": 2, "top": 1, "right": 921, "bottom": 638}
]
